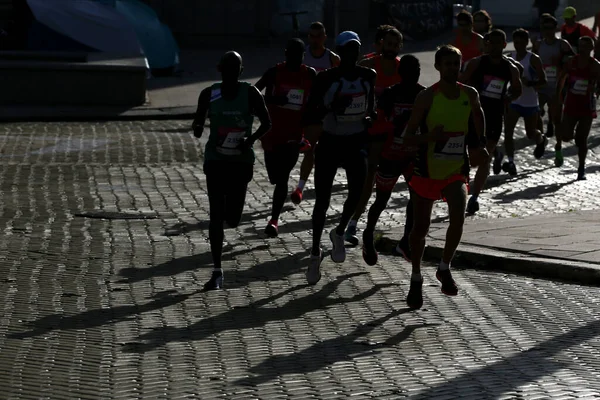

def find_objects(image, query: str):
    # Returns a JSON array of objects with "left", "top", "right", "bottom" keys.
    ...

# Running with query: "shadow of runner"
[
  {"left": 234, "top": 308, "right": 438, "bottom": 387},
  {"left": 117, "top": 244, "right": 271, "bottom": 285},
  {"left": 121, "top": 272, "right": 396, "bottom": 353},
  {"left": 409, "top": 320, "right": 600, "bottom": 399},
  {"left": 8, "top": 290, "right": 201, "bottom": 340},
  {"left": 492, "top": 180, "right": 576, "bottom": 203}
]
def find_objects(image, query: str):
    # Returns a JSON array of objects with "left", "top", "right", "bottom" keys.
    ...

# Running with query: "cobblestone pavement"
[{"left": 1, "top": 120, "right": 600, "bottom": 398}]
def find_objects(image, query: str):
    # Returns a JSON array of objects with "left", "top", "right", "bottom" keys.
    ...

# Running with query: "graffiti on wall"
[{"left": 373, "top": 0, "right": 452, "bottom": 40}]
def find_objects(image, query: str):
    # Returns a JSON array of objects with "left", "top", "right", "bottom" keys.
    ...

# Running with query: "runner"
[
  {"left": 345, "top": 27, "right": 403, "bottom": 245},
  {"left": 290, "top": 21, "right": 340, "bottom": 205},
  {"left": 473, "top": 10, "right": 493, "bottom": 36},
  {"left": 254, "top": 39, "right": 316, "bottom": 237},
  {"left": 192, "top": 51, "right": 271, "bottom": 290},
  {"left": 361, "top": 24, "right": 395, "bottom": 60},
  {"left": 361, "top": 55, "right": 425, "bottom": 266},
  {"left": 555, "top": 36, "right": 600, "bottom": 180},
  {"left": 501, "top": 28, "right": 548, "bottom": 176},
  {"left": 453, "top": 10, "right": 484, "bottom": 68},
  {"left": 302, "top": 31, "right": 376, "bottom": 285},
  {"left": 533, "top": 13, "right": 574, "bottom": 166},
  {"left": 461, "top": 29, "right": 522, "bottom": 214},
  {"left": 561, "top": 7, "right": 596, "bottom": 53},
  {"left": 402, "top": 45, "right": 486, "bottom": 308}
]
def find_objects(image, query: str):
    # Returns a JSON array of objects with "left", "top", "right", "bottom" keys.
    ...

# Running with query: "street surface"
[{"left": 0, "top": 120, "right": 600, "bottom": 398}]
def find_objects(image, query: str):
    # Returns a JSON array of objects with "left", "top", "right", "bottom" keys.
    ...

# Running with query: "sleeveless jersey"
[
  {"left": 262, "top": 63, "right": 313, "bottom": 151},
  {"left": 304, "top": 46, "right": 333, "bottom": 72},
  {"left": 414, "top": 83, "right": 475, "bottom": 180},
  {"left": 205, "top": 82, "right": 255, "bottom": 164},
  {"left": 537, "top": 38, "right": 562, "bottom": 96},
  {"left": 453, "top": 31, "right": 482, "bottom": 63},
  {"left": 379, "top": 83, "right": 426, "bottom": 161},
  {"left": 511, "top": 51, "right": 539, "bottom": 107},
  {"left": 322, "top": 68, "right": 373, "bottom": 136},
  {"left": 561, "top": 24, "right": 582, "bottom": 52},
  {"left": 370, "top": 55, "right": 403, "bottom": 135},
  {"left": 471, "top": 55, "right": 512, "bottom": 112},
  {"left": 564, "top": 55, "right": 597, "bottom": 118}
]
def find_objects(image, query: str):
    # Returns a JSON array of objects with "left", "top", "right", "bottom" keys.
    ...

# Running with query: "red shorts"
[{"left": 409, "top": 174, "right": 468, "bottom": 201}]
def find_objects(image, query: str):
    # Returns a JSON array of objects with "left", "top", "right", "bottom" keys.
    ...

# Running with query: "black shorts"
[
  {"left": 484, "top": 107, "right": 504, "bottom": 143},
  {"left": 204, "top": 160, "right": 254, "bottom": 192},
  {"left": 264, "top": 143, "right": 300, "bottom": 185},
  {"left": 376, "top": 157, "right": 413, "bottom": 192}
]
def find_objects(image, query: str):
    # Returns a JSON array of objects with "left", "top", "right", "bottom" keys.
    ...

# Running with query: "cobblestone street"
[{"left": 1, "top": 120, "right": 600, "bottom": 399}]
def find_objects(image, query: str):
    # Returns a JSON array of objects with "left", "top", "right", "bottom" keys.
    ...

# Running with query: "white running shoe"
[
  {"left": 329, "top": 229, "right": 346, "bottom": 263},
  {"left": 306, "top": 249, "right": 323, "bottom": 285}
]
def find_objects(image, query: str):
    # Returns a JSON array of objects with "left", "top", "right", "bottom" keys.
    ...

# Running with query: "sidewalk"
[{"left": 381, "top": 210, "right": 600, "bottom": 285}]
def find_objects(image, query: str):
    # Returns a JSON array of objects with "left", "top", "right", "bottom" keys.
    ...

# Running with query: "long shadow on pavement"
[
  {"left": 234, "top": 308, "right": 438, "bottom": 387},
  {"left": 121, "top": 272, "right": 396, "bottom": 354},
  {"left": 492, "top": 179, "right": 576, "bottom": 203},
  {"left": 409, "top": 319, "right": 600, "bottom": 399}
]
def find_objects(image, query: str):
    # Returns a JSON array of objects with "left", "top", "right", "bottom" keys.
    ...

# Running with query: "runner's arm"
[
  {"left": 465, "top": 86, "right": 485, "bottom": 144},
  {"left": 507, "top": 63, "right": 523, "bottom": 102},
  {"left": 254, "top": 67, "right": 275, "bottom": 92},
  {"left": 192, "top": 88, "right": 211, "bottom": 138},
  {"left": 330, "top": 51, "right": 341, "bottom": 68},
  {"left": 529, "top": 54, "right": 548, "bottom": 90},
  {"left": 365, "top": 68, "right": 377, "bottom": 122},
  {"left": 247, "top": 86, "right": 272, "bottom": 144},
  {"left": 459, "top": 56, "right": 480, "bottom": 85},
  {"left": 555, "top": 62, "right": 570, "bottom": 104},
  {"left": 302, "top": 72, "right": 328, "bottom": 126},
  {"left": 402, "top": 89, "right": 443, "bottom": 145}
]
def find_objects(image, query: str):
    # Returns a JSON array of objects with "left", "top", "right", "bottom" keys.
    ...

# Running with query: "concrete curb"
[
  {"left": 423, "top": 239, "right": 600, "bottom": 285},
  {"left": 0, "top": 105, "right": 196, "bottom": 123}
]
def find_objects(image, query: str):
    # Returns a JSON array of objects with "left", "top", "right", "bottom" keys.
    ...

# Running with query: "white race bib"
[
  {"left": 544, "top": 65, "right": 557, "bottom": 81},
  {"left": 482, "top": 76, "right": 505, "bottom": 99},
  {"left": 217, "top": 127, "right": 246, "bottom": 155},
  {"left": 435, "top": 134, "right": 465, "bottom": 159},
  {"left": 572, "top": 79, "right": 589, "bottom": 95},
  {"left": 337, "top": 94, "right": 366, "bottom": 122}
]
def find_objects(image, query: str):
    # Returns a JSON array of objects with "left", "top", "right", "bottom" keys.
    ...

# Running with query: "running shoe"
[
  {"left": 362, "top": 229, "right": 378, "bottom": 266},
  {"left": 436, "top": 269, "right": 458, "bottom": 296},
  {"left": 406, "top": 278, "right": 423, "bottom": 309},
  {"left": 493, "top": 149, "right": 504, "bottom": 175},
  {"left": 306, "top": 249, "right": 323, "bottom": 285},
  {"left": 203, "top": 270, "right": 224, "bottom": 291},
  {"left": 554, "top": 146, "right": 564, "bottom": 167},
  {"left": 330, "top": 229, "right": 346, "bottom": 263},
  {"left": 290, "top": 188, "right": 303, "bottom": 205},
  {"left": 344, "top": 225, "right": 359, "bottom": 246},
  {"left": 466, "top": 196, "right": 479, "bottom": 215},
  {"left": 393, "top": 237, "right": 412, "bottom": 262},
  {"left": 264, "top": 219, "right": 278, "bottom": 238},
  {"left": 502, "top": 161, "right": 517, "bottom": 176},
  {"left": 578, "top": 166, "right": 587, "bottom": 181},
  {"left": 533, "top": 137, "right": 548, "bottom": 159}
]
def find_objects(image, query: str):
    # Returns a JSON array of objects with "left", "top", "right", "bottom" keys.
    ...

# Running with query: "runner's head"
[
  {"left": 578, "top": 36, "right": 595, "bottom": 56},
  {"left": 218, "top": 51, "right": 243, "bottom": 83},
  {"left": 308, "top": 21, "right": 327, "bottom": 51},
  {"left": 335, "top": 31, "right": 361, "bottom": 66},
  {"left": 512, "top": 28, "right": 529, "bottom": 53},
  {"left": 435, "top": 45, "right": 461, "bottom": 83},
  {"left": 285, "top": 38, "right": 306, "bottom": 67},
  {"left": 398, "top": 54, "right": 420, "bottom": 85},
  {"left": 485, "top": 29, "right": 507, "bottom": 57},
  {"left": 374, "top": 24, "right": 394, "bottom": 54},
  {"left": 381, "top": 28, "right": 403, "bottom": 60},
  {"left": 540, "top": 13, "right": 558, "bottom": 40},
  {"left": 473, "top": 10, "right": 492, "bottom": 35},
  {"left": 482, "top": 32, "right": 491, "bottom": 54},
  {"left": 563, "top": 6, "right": 577, "bottom": 27},
  {"left": 456, "top": 10, "right": 473, "bottom": 35}
]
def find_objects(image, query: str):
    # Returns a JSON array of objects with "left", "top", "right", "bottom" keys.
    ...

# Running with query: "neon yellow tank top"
[{"left": 415, "top": 83, "right": 472, "bottom": 180}]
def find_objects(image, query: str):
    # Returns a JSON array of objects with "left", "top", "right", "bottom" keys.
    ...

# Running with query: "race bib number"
[
  {"left": 571, "top": 78, "right": 589, "bottom": 95},
  {"left": 337, "top": 93, "right": 366, "bottom": 122},
  {"left": 544, "top": 65, "right": 557, "bottom": 82},
  {"left": 283, "top": 88, "right": 305, "bottom": 111},
  {"left": 434, "top": 132, "right": 465, "bottom": 159},
  {"left": 482, "top": 75, "right": 505, "bottom": 99},
  {"left": 217, "top": 127, "right": 246, "bottom": 155}
]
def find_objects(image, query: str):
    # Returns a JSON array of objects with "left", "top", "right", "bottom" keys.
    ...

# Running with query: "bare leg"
[
  {"left": 409, "top": 192, "right": 435, "bottom": 277},
  {"left": 440, "top": 181, "right": 468, "bottom": 264}
]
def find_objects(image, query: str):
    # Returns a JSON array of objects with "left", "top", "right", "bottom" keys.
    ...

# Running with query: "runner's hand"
[
  {"left": 192, "top": 122, "right": 203, "bottom": 138},
  {"left": 427, "top": 124, "right": 446, "bottom": 141}
]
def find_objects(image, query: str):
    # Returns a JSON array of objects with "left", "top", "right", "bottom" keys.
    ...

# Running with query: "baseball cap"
[
  {"left": 335, "top": 31, "right": 361, "bottom": 47},
  {"left": 563, "top": 6, "right": 576, "bottom": 19}
]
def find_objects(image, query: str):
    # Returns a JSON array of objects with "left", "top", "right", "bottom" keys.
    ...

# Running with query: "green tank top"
[
  {"left": 205, "top": 82, "right": 255, "bottom": 164},
  {"left": 415, "top": 83, "right": 472, "bottom": 180}
]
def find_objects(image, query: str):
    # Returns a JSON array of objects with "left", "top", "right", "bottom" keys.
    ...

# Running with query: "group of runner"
[{"left": 192, "top": 7, "right": 600, "bottom": 308}]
